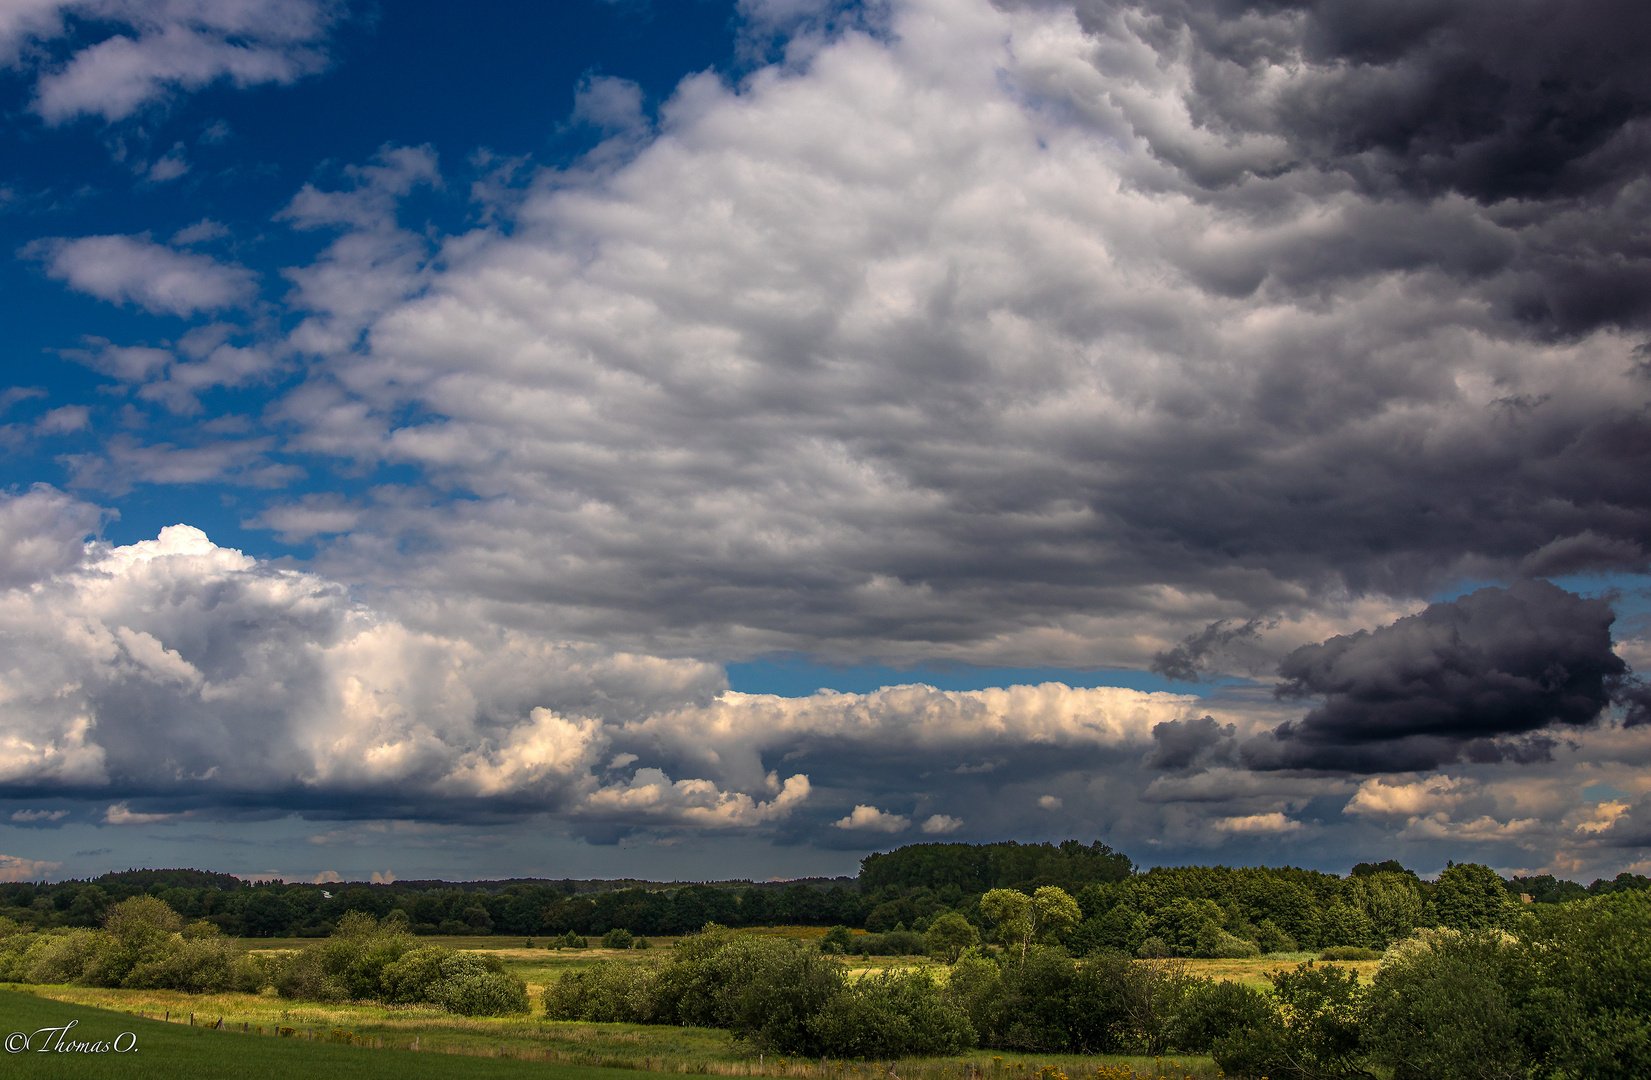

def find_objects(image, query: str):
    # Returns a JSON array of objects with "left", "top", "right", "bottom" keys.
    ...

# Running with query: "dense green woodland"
[{"left": 0, "top": 841, "right": 1645, "bottom": 950}]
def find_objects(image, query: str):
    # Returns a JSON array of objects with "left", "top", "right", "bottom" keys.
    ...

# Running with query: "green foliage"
[
  {"left": 853, "top": 930, "right": 927, "bottom": 956},
  {"left": 1212, "top": 962, "right": 1367, "bottom": 1080},
  {"left": 1318, "top": 946, "right": 1381, "bottom": 961},
  {"left": 821, "top": 924, "right": 854, "bottom": 954},
  {"left": 270, "top": 912, "right": 527, "bottom": 1014},
  {"left": 601, "top": 927, "right": 634, "bottom": 949},
  {"left": 1517, "top": 888, "right": 1651, "bottom": 1079},
  {"left": 859, "top": 840, "right": 1133, "bottom": 895},
  {"left": 924, "top": 912, "right": 980, "bottom": 962},
  {"left": 1434, "top": 862, "right": 1520, "bottom": 932},
  {"left": 981, "top": 886, "right": 1080, "bottom": 962},
  {"left": 1364, "top": 930, "right": 1525, "bottom": 1080},
  {"left": 1165, "top": 979, "right": 1272, "bottom": 1053},
  {"left": 805, "top": 969, "right": 975, "bottom": 1057}
]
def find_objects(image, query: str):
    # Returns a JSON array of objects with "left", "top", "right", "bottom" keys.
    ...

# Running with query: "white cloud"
[
  {"left": 833, "top": 804, "right": 909, "bottom": 832},
  {"left": 26, "top": 234, "right": 256, "bottom": 316},
  {"left": 0, "top": 854, "right": 63, "bottom": 882},
  {"left": 921, "top": 813, "right": 962, "bottom": 834},
  {"left": 103, "top": 802, "right": 179, "bottom": 825},
  {"left": 1038, "top": 795, "right": 1063, "bottom": 810},
  {"left": 1214, "top": 812, "right": 1302, "bottom": 834},
  {"left": 10, "top": 809, "right": 69, "bottom": 822},
  {"left": 1344, "top": 776, "right": 1473, "bottom": 819},
  {"left": 4, "top": 0, "right": 341, "bottom": 124}
]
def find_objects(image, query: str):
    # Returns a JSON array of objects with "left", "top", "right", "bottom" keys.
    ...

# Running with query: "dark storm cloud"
[
  {"left": 1242, "top": 580, "right": 1627, "bottom": 771},
  {"left": 1146, "top": 715, "right": 1237, "bottom": 769},
  {"left": 1151, "top": 620, "right": 1262, "bottom": 681}
]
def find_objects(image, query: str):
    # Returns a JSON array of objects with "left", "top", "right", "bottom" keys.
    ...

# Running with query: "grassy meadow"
[{"left": 4, "top": 928, "right": 1242, "bottom": 1079}]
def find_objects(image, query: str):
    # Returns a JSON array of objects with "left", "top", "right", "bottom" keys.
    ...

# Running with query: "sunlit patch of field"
[{"left": 1175, "top": 953, "right": 1381, "bottom": 988}]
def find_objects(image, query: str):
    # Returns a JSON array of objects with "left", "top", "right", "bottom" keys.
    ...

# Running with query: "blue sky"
[{"left": 2, "top": 0, "right": 1651, "bottom": 886}]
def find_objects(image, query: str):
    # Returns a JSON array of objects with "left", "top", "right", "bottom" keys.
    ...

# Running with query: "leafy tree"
[
  {"left": 1434, "top": 863, "right": 1518, "bottom": 932},
  {"left": 981, "top": 886, "right": 1080, "bottom": 963},
  {"left": 924, "top": 912, "right": 979, "bottom": 962},
  {"left": 1364, "top": 930, "right": 1525, "bottom": 1080}
]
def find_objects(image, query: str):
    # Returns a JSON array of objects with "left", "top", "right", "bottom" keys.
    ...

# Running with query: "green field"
[
  {"left": 0, "top": 989, "right": 642, "bottom": 1080},
  {"left": 2, "top": 932, "right": 1257, "bottom": 1080}
]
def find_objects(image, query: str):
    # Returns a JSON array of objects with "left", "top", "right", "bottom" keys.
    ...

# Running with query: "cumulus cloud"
[
  {"left": 24, "top": 234, "right": 257, "bottom": 316},
  {"left": 834, "top": 804, "right": 910, "bottom": 832},
  {"left": 0, "top": 854, "right": 63, "bottom": 881},
  {"left": 1214, "top": 812, "right": 1302, "bottom": 835},
  {"left": 921, "top": 813, "right": 962, "bottom": 833},
  {"left": 1, "top": 0, "right": 341, "bottom": 123},
  {"left": 1245, "top": 582, "right": 1629, "bottom": 772},
  {"left": 198, "top": 0, "right": 1647, "bottom": 682}
]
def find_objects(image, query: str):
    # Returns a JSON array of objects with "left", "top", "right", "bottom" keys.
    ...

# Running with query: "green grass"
[
  {"left": 7, "top": 985, "right": 1222, "bottom": 1079},
  {"left": 0, "top": 989, "right": 642, "bottom": 1080}
]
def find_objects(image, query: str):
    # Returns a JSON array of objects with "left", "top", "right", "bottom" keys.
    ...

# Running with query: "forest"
[{"left": 0, "top": 839, "right": 1643, "bottom": 951}]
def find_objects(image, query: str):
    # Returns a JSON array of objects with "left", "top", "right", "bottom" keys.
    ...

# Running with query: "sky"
[{"left": 2, "top": 0, "right": 1651, "bottom": 887}]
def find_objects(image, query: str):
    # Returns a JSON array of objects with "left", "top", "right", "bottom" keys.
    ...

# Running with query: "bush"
[
  {"left": 1201, "top": 930, "right": 1260, "bottom": 959},
  {"left": 1517, "top": 889, "right": 1651, "bottom": 1079},
  {"left": 854, "top": 930, "right": 928, "bottom": 956},
  {"left": 1364, "top": 931, "right": 1524, "bottom": 1080},
  {"left": 1212, "top": 962, "right": 1366, "bottom": 1080},
  {"left": 1166, "top": 979, "right": 1272, "bottom": 1053},
  {"left": 821, "top": 925, "right": 853, "bottom": 955},
  {"left": 634, "top": 936, "right": 651, "bottom": 949},
  {"left": 22, "top": 930, "right": 101, "bottom": 984},
  {"left": 558, "top": 930, "right": 587, "bottom": 949},
  {"left": 543, "top": 958, "right": 662, "bottom": 1022},
  {"left": 273, "top": 912, "right": 415, "bottom": 1003},
  {"left": 1319, "top": 946, "right": 1381, "bottom": 961},
  {"left": 377, "top": 944, "right": 528, "bottom": 1015},
  {"left": 807, "top": 970, "right": 975, "bottom": 1057},
  {"left": 601, "top": 928, "right": 634, "bottom": 950},
  {"left": 1252, "top": 918, "right": 1297, "bottom": 954}
]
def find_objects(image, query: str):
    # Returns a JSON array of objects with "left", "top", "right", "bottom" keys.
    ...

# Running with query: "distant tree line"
[{"left": 0, "top": 841, "right": 1645, "bottom": 946}]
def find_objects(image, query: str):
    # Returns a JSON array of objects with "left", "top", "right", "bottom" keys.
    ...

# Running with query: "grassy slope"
[{"left": 0, "top": 989, "right": 634, "bottom": 1080}]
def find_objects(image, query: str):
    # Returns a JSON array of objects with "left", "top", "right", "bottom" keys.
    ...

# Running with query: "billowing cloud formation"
[
  {"left": 0, "top": 490, "right": 1197, "bottom": 840},
  {"left": 2, "top": 0, "right": 341, "bottom": 123},
  {"left": 1247, "top": 581, "right": 1628, "bottom": 772},
  {"left": 178, "top": 0, "right": 1647, "bottom": 676}
]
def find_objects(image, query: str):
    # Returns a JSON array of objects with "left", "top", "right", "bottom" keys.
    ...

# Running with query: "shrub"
[
  {"left": 379, "top": 944, "right": 529, "bottom": 1015},
  {"left": 821, "top": 925, "right": 853, "bottom": 955},
  {"left": 1212, "top": 962, "right": 1367, "bottom": 1080},
  {"left": 807, "top": 970, "right": 975, "bottom": 1057},
  {"left": 272, "top": 912, "right": 415, "bottom": 1003},
  {"left": 558, "top": 930, "right": 587, "bottom": 949},
  {"left": 22, "top": 930, "right": 101, "bottom": 984},
  {"left": 1166, "top": 979, "right": 1272, "bottom": 1053},
  {"left": 1363, "top": 931, "right": 1525, "bottom": 1080},
  {"left": 1252, "top": 918, "right": 1297, "bottom": 954},
  {"left": 1516, "top": 888, "right": 1651, "bottom": 1080},
  {"left": 601, "top": 928, "right": 634, "bottom": 950},
  {"left": 1319, "top": 946, "right": 1381, "bottom": 961},
  {"left": 633, "top": 936, "right": 651, "bottom": 949}
]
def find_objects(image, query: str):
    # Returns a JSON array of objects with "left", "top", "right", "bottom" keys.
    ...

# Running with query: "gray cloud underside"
[{"left": 173, "top": 0, "right": 1647, "bottom": 669}]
